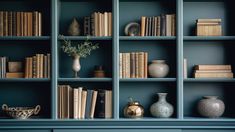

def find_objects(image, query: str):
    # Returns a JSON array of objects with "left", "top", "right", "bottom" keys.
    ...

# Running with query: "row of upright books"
[
  {"left": 84, "top": 12, "right": 112, "bottom": 37},
  {"left": 58, "top": 85, "right": 112, "bottom": 119},
  {"left": 196, "top": 19, "right": 222, "bottom": 36},
  {"left": 0, "top": 57, "right": 7, "bottom": 78},
  {"left": 119, "top": 52, "right": 148, "bottom": 78},
  {"left": 25, "top": 54, "right": 51, "bottom": 78},
  {"left": 140, "top": 14, "right": 176, "bottom": 36},
  {"left": 0, "top": 11, "right": 42, "bottom": 36},
  {"left": 194, "top": 65, "right": 233, "bottom": 78}
]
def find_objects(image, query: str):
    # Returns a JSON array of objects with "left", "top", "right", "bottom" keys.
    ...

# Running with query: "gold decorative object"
[
  {"left": 2, "top": 104, "right": 41, "bottom": 119},
  {"left": 123, "top": 98, "right": 144, "bottom": 118}
]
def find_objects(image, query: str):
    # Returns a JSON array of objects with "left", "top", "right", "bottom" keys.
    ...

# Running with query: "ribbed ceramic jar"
[
  {"left": 150, "top": 93, "right": 174, "bottom": 118},
  {"left": 197, "top": 96, "right": 225, "bottom": 118},
  {"left": 148, "top": 60, "right": 169, "bottom": 78}
]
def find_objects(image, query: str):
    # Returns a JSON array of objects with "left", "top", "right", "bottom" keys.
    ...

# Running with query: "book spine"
[
  {"left": 38, "top": 12, "right": 42, "bottom": 36},
  {"left": 73, "top": 88, "right": 79, "bottom": 119},
  {"left": 95, "top": 90, "right": 105, "bottom": 118},
  {"left": 20, "top": 12, "right": 24, "bottom": 36},
  {"left": 195, "top": 70, "right": 232, "bottom": 73},
  {"left": 161, "top": 14, "right": 166, "bottom": 36},
  {"left": 144, "top": 52, "right": 148, "bottom": 78},
  {"left": 135, "top": 52, "right": 139, "bottom": 78},
  {"left": 81, "top": 90, "right": 87, "bottom": 119},
  {"left": 130, "top": 52, "right": 135, "bottom": 78},
  {"left": 119, "top": 53, "right": 122, "bottom": 78},
  {"left": 85, "top": 90, "right": 93, "bottom": 119},
  {"left": 194, "top": 72, "right": 234, "bottom": 78},
  {"left": 183, "top": 58, "right": 187, "bottom": 79},
  {"left": 91, "top": 13, "right": 95, "bottom": 36},
  {"left": 90, "top": 90, "right": 98, "bottom": 118},
  {"left": 171, "top": 14, "right": 176, "bottom": 36},
  {"left": 166, "top": 14, "right": 172, "bottom": 36},
  {"left": 157, "top": 16, "right": 161, "bottom": 36},
  {"left": 122, "top": 53, "right": 126, "bottom": 78},
  {"left": 108, "top": 12, "right": 112, "bottom": 36},
  {"left": 12, "top": 12, "right": 17, "bottom": 36},
  {"left": 44, "top": 55, "right": 47, "bottom": 78},
  {"left": 78, "top": 87, "right": 83, "bottom": 119},
  {"left": 24, "top": 58, "right": 29, "bottom": 78},
  {"left": 126, "top": 53, "right": 130, "bottom": 78},
  {"left": 105, "top": 90, "right": 112, "bottom": 118},
  {"left": 145, "top": 17, "right": 149, "bottom": 36},
  {"left": 8, "top": 11, "right": 12, "bottom": 36},
  {"left": 3, "top": 11, "right": 8, "bottom": 36},
  {"left": 138, "top": 52, "right": 144, "bottom": 78},
  {"left": 141, "top": 16, "right": 146, "bottom": 36},
  {"left": 0, "top": 11, "right": 3, "bottom": 36},
  {"left": 148, "top": 17, "right": 152, "bottom": 36},
  {"left": 195, "top": 65, "right": 232, "bottom": 70},
  {"left": 104, "top": 12, "right": 108, "bottom": 36},
  {"left": 47, "top": 53, "right": 51, "bottom": 78},
  {"left": 32, "top": 56, "right": 36, "bottom": 78}
]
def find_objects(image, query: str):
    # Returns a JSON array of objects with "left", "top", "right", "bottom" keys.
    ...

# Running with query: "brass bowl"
[{"left": 2, "top": 104, "right": 41, "bottom": 119}]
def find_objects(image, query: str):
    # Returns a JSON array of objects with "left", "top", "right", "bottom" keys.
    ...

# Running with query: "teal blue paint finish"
[
  {"left": 119, "top": 82, "right": 177, "bottom": 118},
  {"left": 119, "top": 36, "right": 176, "bottom": 41},
  {"left": 184, "top": 36, "right": 235, "bottom": 41},
  {"left": 184, "top": 82, "right": 235, "bottom": 118},
  {"left": 119, "top": 0, "right": 176, "bottom": 36},
  {"left": 119, "top": 41, "right": 176, "bottom": 78},
  {"left": 0, "top": 82, "right": 51, "bottom": 118},
  {"left": 183, "top": 129, "right": 235, "bottom": 132},
  {"left": 54, "top": 129, "right": 181, "bottom": 132},
  {"left": 119, "top": 78, "right": 176, "bottom": 82},
  {"left": 0, "top": 130, "right": 51, "bottom": 132},
  {"left": 0, "top": 78, "right": 50, "bottom": 82},
  {"left": 0, "top": 36, "right": 50, "bottom": 41},
  {"left": 58, "top": 78, "right": 112, "bottom": 82},
  {"left": 58, "top": 36, "right": 112, "bottom": 41},
  {"left": 0, "top": 1, "right": 51, "bottom": 36},
  {"left": 184, "top": 78, "right": 235, "bottom": 83},
  {"left": 177, "top": 0, "right": 184, "bottom": 119},
  {"left": 58, "top": 40, "right": 113, "bottom": 78}
]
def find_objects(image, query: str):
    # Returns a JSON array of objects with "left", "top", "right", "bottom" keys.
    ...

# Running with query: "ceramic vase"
[
  {"left": 148, "top": 60, "right": 169, "bottom": 78},
  {"left": 150, "top": 93, "right": 174, "bottom": 118},
  {"left": 68, "top": 17, "right": 81, "bottom": 36},
  {"left": 72, "top": 55, "right": 81, "bottom": 78},
  {"left": 197, "top": 96, "right": 225, "bottom": 118}
]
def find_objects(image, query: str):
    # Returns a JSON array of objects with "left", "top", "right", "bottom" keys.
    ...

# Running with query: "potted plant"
[{"left": 59, "top": 35, "right": 99, "bottom": 77}]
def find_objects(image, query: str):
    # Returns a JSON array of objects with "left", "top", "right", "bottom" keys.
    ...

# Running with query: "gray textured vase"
[
  {"left": 150, "top": 93, "right": 174, "bottom": 118},
  {"left": 148, "top": 60, "right": 169, "bottom": 78},
  {"left": 68, "top": 17, "right": 81, "bottom": 36},
  {"left": 197, "top": 96, "right": 225, "bottom": 118}
]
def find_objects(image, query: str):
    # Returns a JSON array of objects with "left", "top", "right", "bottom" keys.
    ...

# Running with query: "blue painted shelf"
[
  {"left": 119, "top": 36, "right": 176, "bottom": 41},
  {"left": 0, "top": 36, "right": 50, "bottom": 40},
  {"left": 119, "top": 78, "right": 176, "bottom": 82},
  {"left": 58, "top": 36, "right": 112, "bottom": 41},
  {"left": 58, "top": 78, "right": 112, "bottom": 82},
  {"left": 0, "top": 78, "right": 50, "bottom": 82},
  {"left": 184, "top": 36, "right": 235, "bottom": 41},
  {"left": 184, "top": 78, "right": 235, "bottom": 82}
]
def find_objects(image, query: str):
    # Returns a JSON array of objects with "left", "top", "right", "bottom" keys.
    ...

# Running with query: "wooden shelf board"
[
  {"left": 183, "top": 117, "right": 235, "bottom": 121},
  {"left": 0, "top": 36, "right": 50, "bottom": 40},
  {"left": 184, "top": 36, "right": 235, "bottom": 41},
  {"left": 58, "top": 78, "right": 112, "bottom": 82},
  {"left": 119, "top": 36, "right": 176, "bottom": 41},
  {"left": 0, "top": 78, "right": 50, "bottom": 82},
  {"left": 184, "top": 78, "right": 235, "bottom": 82},
  {"left": 58, "top": 36, "right": 112, "bottom": 40},
  {"left": 120, "top": 78, "right": 176, "bottom": 82}
]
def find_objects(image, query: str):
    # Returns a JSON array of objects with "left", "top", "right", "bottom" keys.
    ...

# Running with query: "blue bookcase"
[{"left": 0, "top": 0, "right": 235, "bottom": 131}]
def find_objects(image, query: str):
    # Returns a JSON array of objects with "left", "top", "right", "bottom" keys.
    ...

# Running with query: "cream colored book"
[
  {"left": 90, "top": 90, "right": 98, "bottom": 118},
  {"left": 78, "top": 87, "right": 83, "bottom": 119},
  {"left": 119, "top": 53, "right": 123, "bottom": 78},
  {"left": 108, "top": 12, "right": 112, "bottom": 36},
  {"left": 144, "top": 52, "right": 148, "bottom": 78},
  {"left": 126, "top": 53, "right": 130, "bottom": 78},
  {"left": 105, "top": 90, "right": 112, "bottom": 118},
  {"left": 183, "top": 58, "right": 187, "bottom": 79},
  {"left": 195, "top": 65, "right": 232, "bottom": 70},
  {"left": 194, "top": 72, "right": 233, "bottom": 78},
  {"left": 104, "top": 12, "right": 108, "bottom": 36},
  {"left": 138, "top": 52, "right": 144, "bottom": 78},
  {"left": 166, "top": 14, "right": 172, "bottom": 36},
  {"left": 73, "top": 88, "right": 79, "bottom": 119},
  {"left": 81, "top": 90, "right": 87, "bottom": 119},
  {"left": 141, "top": 16, "right": 146, "bottom": 36}
]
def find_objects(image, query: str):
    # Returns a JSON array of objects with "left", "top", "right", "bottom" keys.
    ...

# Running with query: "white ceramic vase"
[
  {"left": 72, "top": 55, "right": 81, "bottom": 78},
  {"left": 148, "top": 60, "right": 169, "bottom": 78}
]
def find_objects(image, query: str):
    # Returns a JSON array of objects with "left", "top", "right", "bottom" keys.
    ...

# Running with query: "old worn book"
[
  {"left": 23, "top": 12, "right": 27, "bottom": 36},
  {"left": 119, "top": 53, "right": 123, "bottom": 78},
  {"left": 138, "top": 52, "right": 144, "bottom": 78},
  {"left": 84, "top": 16, "right": 90, "bottom": 36},
  {"left": 28, "top": 12, "right": 33, "bottom": 36},
  {"left": 8, "top": 11, "right": 13, "bottom": 36},
  {"left": 91, "top": 13, "right": 95, "bottom": 36},
  {"left": 144, "top": 52, "right": 148, "bottom": 78},
  {"left": 81, "top": 90, "right": 87, "bottom": 119},
  {"left": 108, "top": 12, "right": 112, "bottom": 36},
  {"left": 6, "top": 72, "right": 24, "bottom": 78},
  {"left": 47, "top": 54, "right": 51, "bottom": 78},
  {"left": 94, "top": 12, "right": 98, "bottom": 36},
  {"left": 20, "top": 12, "right": 24, "bottom": 36},
  {"left": 8, "top": 61, "right": 23, "bottom": 73},
  {"left": 154, "top": 17, "right": 158, "bottom": 36},
  {"left": 197, "top": 19, "right": 221, "bottom": 23},
  {"left": 95, "top": 89, "right": 106, "bottom": 118},
  {"left": 104, "top": 12, "right": 108, "bottom": 36},
  {"left": 130, "top": 52, "right": 135, "bottom": 78},
  {"left": 148, "top": 17, "right": 152, "bottom": 36},
  {"left": 166, "top": 14, "right": 172, "bottom": 36},
  {"left": 29, "top": 57, "right": 33, "bottom": 78},
  {"left": 194, "top": 72, "right": 233, "bottom": 78},
  {"left": 90, "top": 90, "right": 98, "bottom": 118},
  {"left": 77, "top": 87, "right": 83, "bottom": 119},
  {"left": 85, "top": 90, "right": 93, "bottom": 119},
  {"left": 171, "top": 14, "right": 176, "bottom": 36},
  {"left": 195, "top": 65, "right": 231, "bottom": 70},
  {"left": 157, "top": 16, "right": 161, "bottom": 36},
  {"left": 38, "top": 12, "right": 42, "bottom": 36},
  {"left": 135, "top": 52, "right": 139, "bottom": 78},
  {"left": 125, "top": 53, "right": 130, "bottom": 78},
  {"left": 33, "top": 11, "right": 38, "bottom": 36},
  {"left": 3, "top": 11, "right": 8, "bottom": 36},
  {"left": 16, "top": 12, "right": 21, "bottom": 36},
  {"left": 40, "top": 54, "right": 44, "bottom": 78},
  {"left": 12, "top": 12, "right": 17, "bottom": 36},
  {"left": 43, "top": 55, "right": 47, "bottom": 78},
  {"left": 0, "top": 11, "right": 3, "bottom": 36},
  {"left": 105, "top": 90, "right": 112, "bottom": 118},
  {"left": 98, "top": 12, "right": 102, "bottom": 36},
  {"left": 141, "top": 16, "right": 146, "bottom": 36},
  {"left": 73, "top": 88, "right": 79, "bottom": 119},
  {"left": 32, "top": 56, "right": 37, "bottom": 78},
  {"left": 122, "top": 53, "right": 126, "bottom": 78},
  {"left": 161, "top": 14, "right": 166, "bottom": 36},
  {"left": 145, "top": 17, "right": 149, "bottom": 36},
  {"left": 36, "top": 54, "right": 40, "bottom": 78},
  {"left": 195, "top": 70, "right": 231, "bottom": 73}
]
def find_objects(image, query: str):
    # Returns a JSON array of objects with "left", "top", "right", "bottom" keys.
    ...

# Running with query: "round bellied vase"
[
  {"left": 197, "top": 96, "right": 225, "bottom": 118},
  {"left": 148, "top": 60, "right": 169, "bottom": 78},
  {"left": 123, "top": 101, "right": 144, "bottom": 118},
  {"left": 150, "top": 93, "right": 174, "bottom": 118}
]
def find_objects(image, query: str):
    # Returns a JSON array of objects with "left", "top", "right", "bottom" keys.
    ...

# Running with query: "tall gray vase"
[{"left": 150, "top": 93, "right": 174, "bottom": 118}]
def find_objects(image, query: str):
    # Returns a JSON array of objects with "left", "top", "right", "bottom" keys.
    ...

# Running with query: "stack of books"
[
  {"left": 196, "top": 19, "right": 222, "bottom": 36},
  {"left": 0, "top": 11, "right": 42, "bottom": 36},
  {"left": 119, "top": 52, "right": 148, "bottom": 78},
  {"left": 58, "top": 85, "right": 112, "bottom": 119},
  {"left": 0, "top": 57, "right": 7, "bottom": 78},
  {"left": 140, "top": 14, "right": 176, "bottom": 36},
  {"left": 25, "top": 53, "right": 51, "bottom": 78},
  {"left": 84, "top": 12, "right": 112, "bottom": 36},
  {"left": 194, "top": 65, "right": 233, "bottom": 78}
]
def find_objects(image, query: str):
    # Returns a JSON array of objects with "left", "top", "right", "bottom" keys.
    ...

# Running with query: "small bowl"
[
  {"left": 124, "top": 22, "right": 140, "bottom": 36},
  {"left": 2, "top": 104, "right": 41, "bottom": 119}
]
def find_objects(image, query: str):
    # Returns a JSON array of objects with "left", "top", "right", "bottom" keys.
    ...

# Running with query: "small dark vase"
[{"left": 94, "top": 65, "right": 106, "bottom": 78}]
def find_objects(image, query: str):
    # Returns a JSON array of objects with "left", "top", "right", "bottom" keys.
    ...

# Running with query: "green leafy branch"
[{"left": 59, "top": 35, "right": 99, "bottom": 58}]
